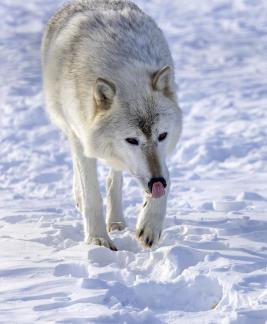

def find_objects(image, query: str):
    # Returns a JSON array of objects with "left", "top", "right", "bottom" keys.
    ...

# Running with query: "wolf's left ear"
[
  {"left": 152, "top": 65, "right": 173, "bottom": 99},
  {"left": 94, "top": 78, "right": 116, "bottom": 110}
]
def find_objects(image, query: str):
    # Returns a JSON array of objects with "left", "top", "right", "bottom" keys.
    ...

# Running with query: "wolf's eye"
[
  {"left": 158, "top": 132, "right": 168, "bottom": 141},
  {"left": 125, "top": 138, "right": 139, "bottom": 145}
]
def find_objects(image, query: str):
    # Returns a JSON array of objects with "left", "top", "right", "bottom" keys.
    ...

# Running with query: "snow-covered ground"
[{"left": 1, "top": 0, "right": 267, "bottom": 322}]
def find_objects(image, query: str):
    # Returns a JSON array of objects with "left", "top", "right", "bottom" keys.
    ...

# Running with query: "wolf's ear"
[
  {"left": 94, "top": 78, "right": 116, "bottom": 110},
  {"left": 152, "top": 66, "right": 173, "bottom": 99}
]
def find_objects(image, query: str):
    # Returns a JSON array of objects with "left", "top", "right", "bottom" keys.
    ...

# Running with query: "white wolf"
[{"left": 42, "top": 0, "right": 182, "bottom": 250}]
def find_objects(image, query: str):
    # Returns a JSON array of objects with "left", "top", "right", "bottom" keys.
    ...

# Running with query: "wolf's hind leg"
[
  {"left": 106, "top": 169, "right": 126, "bottom": 232},
  {"left": 69, "top": 133, "right": 117, "bottom": 251}
]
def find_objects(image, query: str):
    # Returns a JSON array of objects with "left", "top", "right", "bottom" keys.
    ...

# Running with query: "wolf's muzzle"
[{"left": 148, "top": 177, "right": 167, "bottom": 198}]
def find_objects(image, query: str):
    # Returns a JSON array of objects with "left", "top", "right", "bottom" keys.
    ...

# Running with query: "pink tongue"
[{"left": 151, "top": 181, "right": 165, "bottom": 198}]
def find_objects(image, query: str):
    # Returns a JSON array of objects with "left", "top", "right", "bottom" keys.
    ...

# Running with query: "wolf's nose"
[{"left": 148, "top": 177, "right": 167, "bottom": 193}]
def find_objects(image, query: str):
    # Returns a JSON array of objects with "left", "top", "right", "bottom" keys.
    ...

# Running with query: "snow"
[{"left": 1, "top": 0, "right": 267, "bottom": 323}]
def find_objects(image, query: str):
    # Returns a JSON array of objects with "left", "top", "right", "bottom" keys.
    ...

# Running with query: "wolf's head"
[{"left": 87, "top": 66, "right": 182, "bottom": 198}]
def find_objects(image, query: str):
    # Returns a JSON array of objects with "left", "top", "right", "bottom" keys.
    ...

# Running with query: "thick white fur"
[{"left": 42, "top": 0, "right": 182, "bottom": 250}]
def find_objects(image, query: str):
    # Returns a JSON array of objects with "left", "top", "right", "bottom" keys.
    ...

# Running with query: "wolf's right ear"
[{"left": 94, "top": 78, "right": 116, "bottom": 110}]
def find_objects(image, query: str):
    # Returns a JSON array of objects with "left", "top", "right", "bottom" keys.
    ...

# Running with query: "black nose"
[{"left": 148, "top": 177, "right": 167, "bottom": 193}]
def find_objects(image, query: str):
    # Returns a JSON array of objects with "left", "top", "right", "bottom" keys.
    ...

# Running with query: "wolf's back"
[{"left": 42, "top": 0, "right": 172, "bottom": 73}]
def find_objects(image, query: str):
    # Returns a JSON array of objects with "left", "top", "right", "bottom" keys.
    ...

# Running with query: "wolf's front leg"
[
  {"left": 69, "top": 134, "right": 117, "bottom": 251},
  {"left": 136, "top": 194, "right": 167, "bottom": 248},
  {"left": 106, "top": 170, "right": 126, "bottom": 232},
  {"left": 73, "top": 158, "right": 83, "bottom": 212}
]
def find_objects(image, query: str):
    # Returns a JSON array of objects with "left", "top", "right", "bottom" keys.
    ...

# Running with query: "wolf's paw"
[
  {"left": 136, "top": 222, "right": 162, "bottom": 248},
  {"left": 86, "top": 236, "right": 117, "bottom": 251},
  {"left": 107, "top": 222, "right": 126, "bottom": 232}
]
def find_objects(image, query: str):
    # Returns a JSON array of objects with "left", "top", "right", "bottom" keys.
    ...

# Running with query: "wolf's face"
[{"left": 88, "top": 66, "right": 182, "bottom": 197}]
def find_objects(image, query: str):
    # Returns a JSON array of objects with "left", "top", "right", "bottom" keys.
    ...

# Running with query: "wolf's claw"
[{"left": 136, "top": 223, "right": 161, "bottom": 248}]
